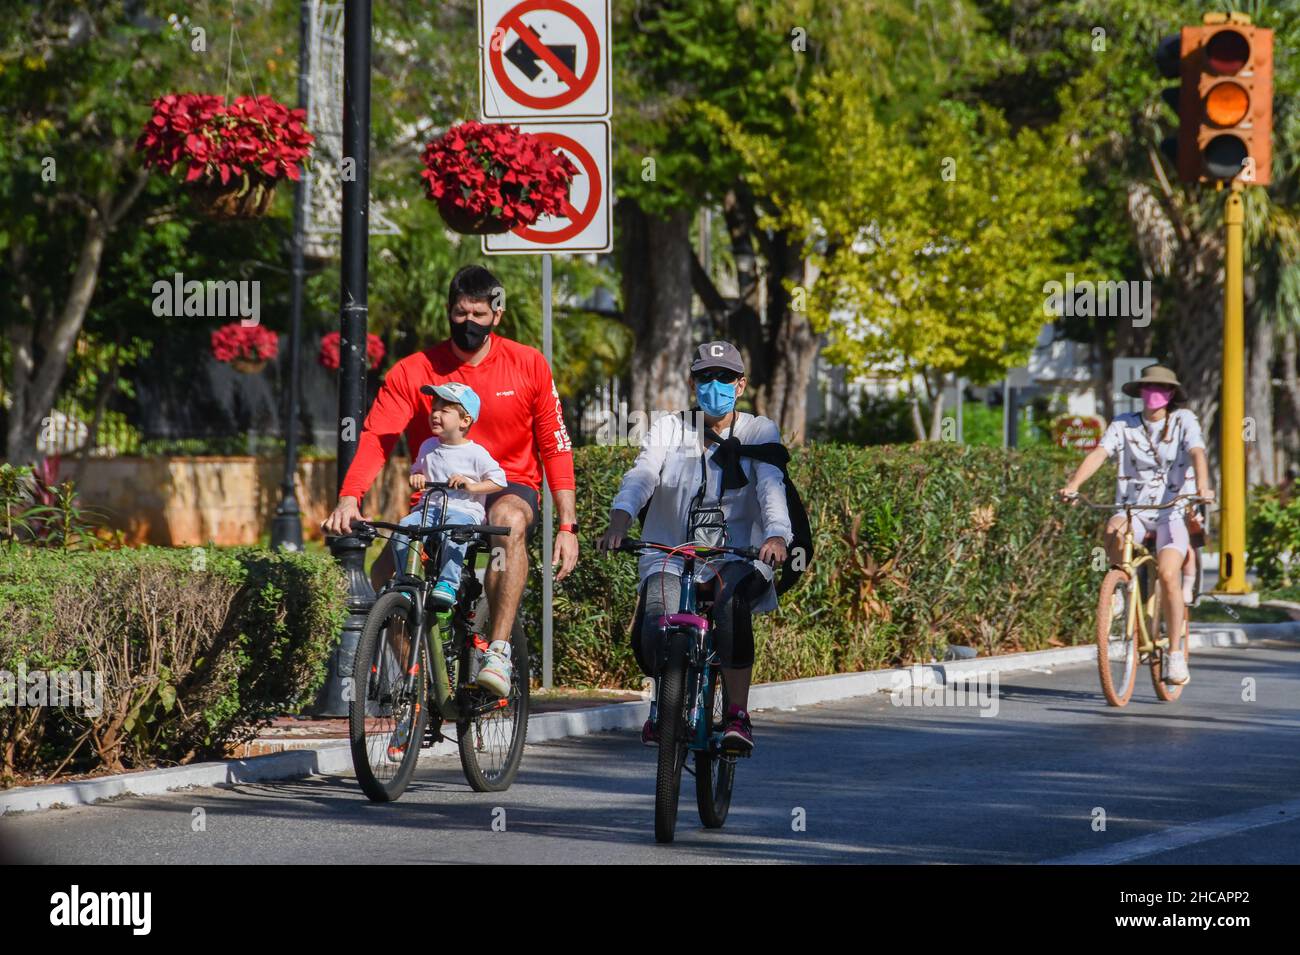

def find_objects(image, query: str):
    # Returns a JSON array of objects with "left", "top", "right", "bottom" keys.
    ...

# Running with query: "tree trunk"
[
  {"left": 1246, "top": 309, "right": 1276, "bottom": 487},
  {"left": 760, "top": 230, "right": 817, "bottom": 444},
  {"left": 1280, "top": 328, "right": 1300, "bottom": 482},
  {"left": 619, "top": 200, "right": 694, "bottom": 417},
  {"left": 720, "top": 187, "right": 768, "bottom": 389}
]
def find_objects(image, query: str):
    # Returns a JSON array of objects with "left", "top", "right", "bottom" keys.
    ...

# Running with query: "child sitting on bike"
[
  {"left": 596, "top": 342, "right": 792, "bottom": 753},
  {"left": 395, "top": 382, "right": 510, "bottom": 694},
  {"left": 1058, "top": 364, "right": 1214, "bottom": 686}
]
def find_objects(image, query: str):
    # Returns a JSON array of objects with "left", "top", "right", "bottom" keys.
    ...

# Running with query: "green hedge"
[
  {"left": 1247, "top": 485, "right": 1300, "bottom": 588},
  {"left": 524, "top": 442, "right": 1105, "bottom": 688},
  {"left": 0, "top": 547, "right": 345, "bottom": 785}
]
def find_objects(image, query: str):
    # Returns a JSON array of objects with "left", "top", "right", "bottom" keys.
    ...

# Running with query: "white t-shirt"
[
  {"left": 1099, "top": 409, "right": 1204, "bottom": 522},
  {"left": 408, "top": 438, "right": 507, "bottom": 523}
]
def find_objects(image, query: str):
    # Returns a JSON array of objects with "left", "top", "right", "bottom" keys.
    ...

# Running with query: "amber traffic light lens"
[
  {"left": 1204, "top": 133, "right": 1248, "bottom": 179},
  {"left": 1205, "top": 82, "right": 1250, "bottom": 126},
  {"left": 1206, "top": 30, "right": 1250, "bottom": 74}
]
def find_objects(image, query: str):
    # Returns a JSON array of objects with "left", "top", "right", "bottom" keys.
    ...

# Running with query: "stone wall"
[{"left": 72, "top": 455, "right": 413, "bottom": 547}]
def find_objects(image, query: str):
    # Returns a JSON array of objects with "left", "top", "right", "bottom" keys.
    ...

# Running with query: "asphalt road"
[{"left": 4, "top": 642, "right": 1299, "bottom": 864}]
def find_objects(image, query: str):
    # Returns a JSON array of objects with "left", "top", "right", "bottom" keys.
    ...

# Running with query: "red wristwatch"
[{"left": 558, "top": 522, "right": 579, "bottom": 534}]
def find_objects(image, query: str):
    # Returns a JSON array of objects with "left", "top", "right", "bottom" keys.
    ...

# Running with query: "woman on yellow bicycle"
[{"left": 1058, "top": 364, "right": 1214, "bottom": 685}]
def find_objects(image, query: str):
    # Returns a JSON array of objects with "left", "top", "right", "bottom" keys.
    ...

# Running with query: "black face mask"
[{"left": 450, "top": 317, "right": 493, "bottom": 352}]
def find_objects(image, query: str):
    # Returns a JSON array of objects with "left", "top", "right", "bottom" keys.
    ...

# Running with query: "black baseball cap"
[{"left": 689, "top": 341, "right": 745, "bottom": 375}]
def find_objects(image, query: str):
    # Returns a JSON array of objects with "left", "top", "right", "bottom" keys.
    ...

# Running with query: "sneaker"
[
  {"left": 721, "top": 704, "right": 754, "bottom": 753},
  {"left": 1165, "top": 650, "right": 1190, "bottom": 685},
  {"left": 474, "top": 640, "right": 513, "bottom": 697},
  {"left": 431, "top": 581, "right": 457, "bottom": 608},
  {"left": 386, "top": 710, "right": 414, "bottom": 761},
  {"left": 641, "top": 717, "right": 658, "bottom": 746}
]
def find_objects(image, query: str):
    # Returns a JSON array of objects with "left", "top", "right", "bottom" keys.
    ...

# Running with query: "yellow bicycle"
[{"left": 1069, "top": 493, "right": 1209, "bottom": 707}]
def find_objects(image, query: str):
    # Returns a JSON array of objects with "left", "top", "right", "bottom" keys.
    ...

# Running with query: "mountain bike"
[
  {"left": 611, "top": 537, "right": 763, "bottom": 844},
  {"left": 1067, "top": 492, "right": 1209, "bottom": 707},
  {"left": 347, "top": 482, "right": 528, "bottom": 800}
]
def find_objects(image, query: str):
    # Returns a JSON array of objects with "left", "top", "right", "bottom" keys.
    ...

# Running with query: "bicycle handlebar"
[
  {"left": 353, "top": 519, "right": 512, "bottom": 541},
  {"left": 604, "top": 536, "right": 764, "bottom": 562},
  {"left": 1061, "top": 491, "right": 1211, "bottom": 511}
]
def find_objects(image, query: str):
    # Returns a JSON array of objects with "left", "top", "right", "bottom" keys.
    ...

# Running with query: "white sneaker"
[
  {"left": 1165, "top": 650, "right": 1190, "bottom": 685},
  {"left": 475, "top": 641, "right": 513, "bottom": 697}
]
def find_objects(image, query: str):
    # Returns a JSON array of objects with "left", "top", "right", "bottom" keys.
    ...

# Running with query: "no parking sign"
[
  {"left": 479, "top": 0, "right": 611, "bottom": 120},
  {"left": 477, "top": 0, "right": 613, "bottom": 255},
  {"left": 482, "top": 121, "right": 611, "bottom": 254}
]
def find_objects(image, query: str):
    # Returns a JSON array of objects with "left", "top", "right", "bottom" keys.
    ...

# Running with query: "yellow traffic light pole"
[{"left": 1217, "top": 179, "right": 1249, "bottom": 593}]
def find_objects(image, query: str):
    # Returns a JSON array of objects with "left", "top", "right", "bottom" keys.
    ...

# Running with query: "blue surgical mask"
[{"left": 696, "top": 380, "right": 736, "bottom": 417}]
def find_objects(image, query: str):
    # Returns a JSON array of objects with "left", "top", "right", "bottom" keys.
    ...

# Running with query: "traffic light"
[{"left": 1156, "top": 14, "right": 1273, "bottom": 186}]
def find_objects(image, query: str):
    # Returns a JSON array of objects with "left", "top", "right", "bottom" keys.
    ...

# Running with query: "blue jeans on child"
[{"left": 390, "top": 503, "right": 477, "bottom": 593}]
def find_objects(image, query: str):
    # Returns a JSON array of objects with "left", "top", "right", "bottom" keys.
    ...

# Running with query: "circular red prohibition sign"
[
  {"left": 514, "top": 132, "right": 601, "bottom": 244},
  {"left": 490, "top": 0, "right": 600, "bottom": 111}
]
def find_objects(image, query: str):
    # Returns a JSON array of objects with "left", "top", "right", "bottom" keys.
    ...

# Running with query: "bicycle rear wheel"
[
  {"left": 695, "top": 665, "right": 735, "bottom": 828},
  {"left": 655, "top": 634, "right": 690, "bottom": 844},
  {"left": 458, "top": 614, "right": 530, "bottom": 792},
  {"left": 1150, "top": 578, "right": 1189, "bottom": 701},
  {"left": 1096, "top": 569, "right": 1138, "bottom": 707},
  {"left": 350, "top": 591, "right": 428, "bottom": 802}
]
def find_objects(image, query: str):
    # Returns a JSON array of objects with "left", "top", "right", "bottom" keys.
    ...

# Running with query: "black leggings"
[{"left": 632, "top": 564, "right": 770, "bottom": 674}]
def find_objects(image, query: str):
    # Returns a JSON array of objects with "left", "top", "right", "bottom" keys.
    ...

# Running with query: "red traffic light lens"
[
  {"left": 1205, "top": 82, "right": 1250, "bottom": 126},
  {"left": 1206, "top": 30, "right": 1250, "bottom": 74},
  {"left": 1203, "top": 134, "right": 1248, "bottom": 179}
]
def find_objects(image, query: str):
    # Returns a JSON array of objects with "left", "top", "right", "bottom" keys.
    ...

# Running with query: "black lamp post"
[
  {"left": 270, "top": 0, "right": 312, "bottom": 553},
  {"left": 316, "top": 0, "right": 373, "bottom": 716}
]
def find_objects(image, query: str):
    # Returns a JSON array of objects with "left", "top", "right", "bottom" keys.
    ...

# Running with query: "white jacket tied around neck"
[{"left": 610, "top": 410, "right": 794, "bottom": 614}]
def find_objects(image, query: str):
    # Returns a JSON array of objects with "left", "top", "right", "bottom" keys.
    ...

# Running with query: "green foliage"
[
  {"left": 0, "top": 545, "right": 346, "bottom": 784},
  {"left": 717, "top": 72, "right": 1087, "bottom": 387},
  {"left": 526, "top": 442, "right": 1104, "bottom": 687},
  {"left": 0, "top": 463, "right": 105, "bottom": 550},
  {"left": 1247, "top": 484, "right": 1300, "bottom": 588}
]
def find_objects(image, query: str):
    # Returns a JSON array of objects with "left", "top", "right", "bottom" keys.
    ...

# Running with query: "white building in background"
[
  {"left": 805, "top": 319, "right": 1105, "bottom": 434},
  {"left": 1022, "top": 322, "right": 1101, "bottom": 416}
]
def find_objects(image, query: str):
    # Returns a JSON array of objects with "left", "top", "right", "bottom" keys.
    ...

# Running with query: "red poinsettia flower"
[
  {"left": 211, "top": 322, "right": 280, "bottom": 363},
  {"left": 318, "top": 331, "right": 385, "bottom": 372},
  {"left": 137, "top": 93, "right": 315, "bottom": 187},
  {"left": 419, "top": 121, "right": 578, "bottom": 230}
]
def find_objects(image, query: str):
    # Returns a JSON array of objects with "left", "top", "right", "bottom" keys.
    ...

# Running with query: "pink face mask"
[{"left": 1140, "top": 385, "right": 1174, "bottom": 410}]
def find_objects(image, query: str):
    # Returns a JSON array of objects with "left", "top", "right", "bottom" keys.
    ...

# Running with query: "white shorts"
[{"left": 1125, "top": 513, "right": 1191, "bottom": 558}]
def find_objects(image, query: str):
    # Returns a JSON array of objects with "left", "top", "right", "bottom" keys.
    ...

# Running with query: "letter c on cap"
[{"left": 710, "top": 344, "right": 724, "bottom": 357}]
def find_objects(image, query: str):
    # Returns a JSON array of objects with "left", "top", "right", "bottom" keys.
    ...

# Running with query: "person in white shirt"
[
  {"left": 397, "top": 383, "right": 510, "bottom": 695},
  {"left": 597, "top": 342, "right": 792, "bottom": 753},
  {"left": 1059, "top": 364, "right": 1215, "bottom": 685}
]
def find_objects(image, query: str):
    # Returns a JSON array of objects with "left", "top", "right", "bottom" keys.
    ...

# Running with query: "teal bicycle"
[{"left": 612, "top": 537, "right": 762, "bottom": 844}]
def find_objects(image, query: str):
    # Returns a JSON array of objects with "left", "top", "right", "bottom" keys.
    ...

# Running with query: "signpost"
[{"left": 478, "top": 0, "right": 612, "bottom": 688}]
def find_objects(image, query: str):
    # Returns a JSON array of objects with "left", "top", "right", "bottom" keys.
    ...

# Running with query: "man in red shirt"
[{"left": 323, "top": 265, "right": 579, "bottom": 657}]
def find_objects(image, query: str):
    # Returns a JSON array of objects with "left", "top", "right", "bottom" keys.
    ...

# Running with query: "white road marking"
[{"left": 1041, "top": 796, "right": 1300, "bottom": 864}]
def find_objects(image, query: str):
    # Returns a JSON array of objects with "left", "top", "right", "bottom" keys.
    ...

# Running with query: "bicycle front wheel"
[
  {"left": 655, "top": 634, "right": 690, "bottom": 844},
  {"left": 695, "top": 665, "right": 735, "bottom": 829},
  {"left": 458, "top": 614, "right": 530, "bottom": 792},
  {"left": 1096, "top": 569, "right": 1138, "bottom": 707},
  {"left": 350, "top": 591, "right": 428, "bottom": 802}
]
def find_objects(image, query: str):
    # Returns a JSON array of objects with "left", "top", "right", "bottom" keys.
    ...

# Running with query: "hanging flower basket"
[
  {"left": 212, "top": 322, "right": 279, "bottom": 372},
  {"left": 319, "top": 331, "right": 385, "bottom": 372},
  {"left": 189, "top": 174, "right": 278, "bottom": 219},
  {"left": 136, "top": 93, "right": 314, "bottom": 221},
  {"left": 231, "top": 357, "right": 269, "bottom": 374},
  {"left": 420, "top": 121, "right": 577, "bottom": 235}
]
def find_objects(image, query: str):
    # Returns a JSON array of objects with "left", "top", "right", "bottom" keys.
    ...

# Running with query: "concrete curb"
[{"left": 1, "top": 622, "right": 1287, "bottom": 816}]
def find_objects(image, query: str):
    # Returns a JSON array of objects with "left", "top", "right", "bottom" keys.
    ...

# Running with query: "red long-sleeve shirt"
[{"left": 339, "top": 336, "right": 575, "bottom": 505}]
